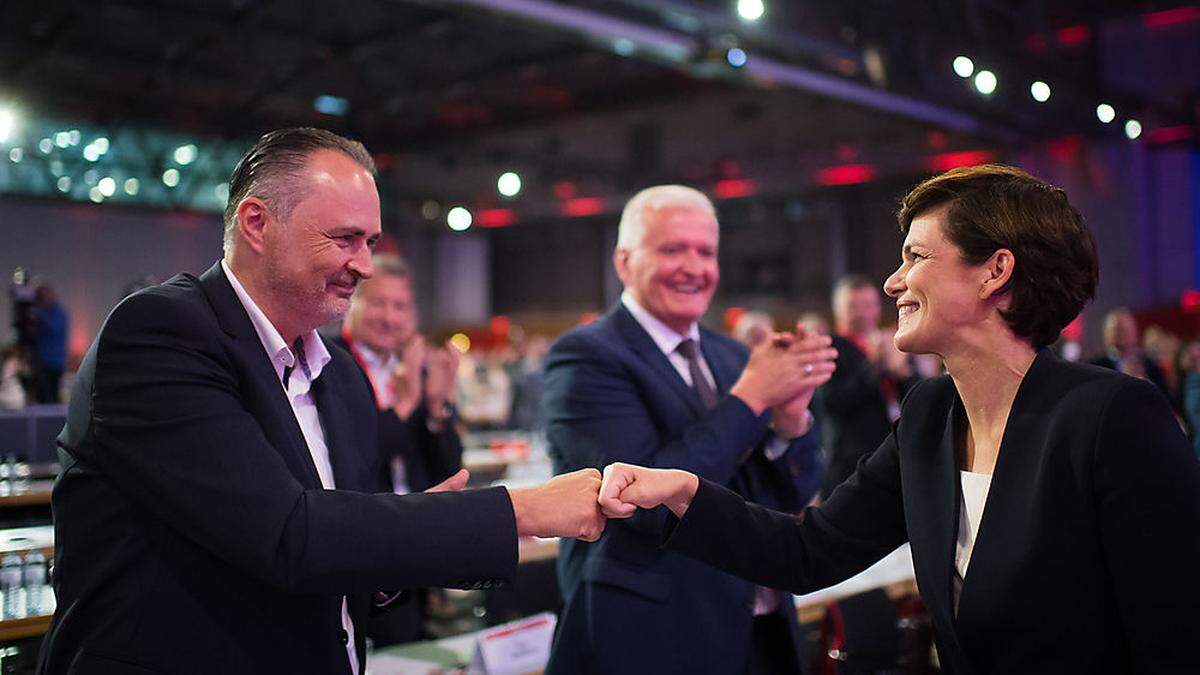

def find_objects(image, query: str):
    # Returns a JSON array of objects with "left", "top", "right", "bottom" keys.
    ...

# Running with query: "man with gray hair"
[
  {"left": 544, "top": 185, "right": 831, "bottom": 674},
  {"left": 41, "top": 127, "right": 607, "bottom": 675}
]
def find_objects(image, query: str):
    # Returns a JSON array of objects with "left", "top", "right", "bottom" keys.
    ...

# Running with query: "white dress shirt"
[
  {"left": 953, "top": 470, "right": 992, "bottom": 614},
  {"left": 620, "top": 290, "right": 787, "bottom": 614},
  {"left": 221, "top": 260, "right": 360, "bottom": 675},
  {"left": 351, "top": 343, "right": 411, "bottom": 494}
]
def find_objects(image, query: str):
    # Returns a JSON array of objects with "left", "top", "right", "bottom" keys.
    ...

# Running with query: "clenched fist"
[
  {"left": 598, "top": 463, "right": 699, "bottom": 520},
  {"left": 509, "top": 469, "right": 607, "bottom": 542}
]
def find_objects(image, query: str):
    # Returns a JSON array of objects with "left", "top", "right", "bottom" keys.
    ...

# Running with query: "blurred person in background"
[
  {"left": 0, "top": 343, "right": 27, "bottom": 410},
  {"left": 508, "top": 333, "right": 550, "bottom": 432},
  {"left": 1052, "top": 315, "right": 1085, "bottom": 362},
  {"left": 334, "top": 252, "right": 464, "bottom": 646},
  {"left": 32, "top": 284, "right": 68, "bottom": 404},
  {"left": 797, "top": 310, "right": 830, "bottom": 336},
  {"left": 1091, "top": 307, "right": 1169, "bottom": 395},
  {"left": 1143, "top": 325, "right": 1182, "bottom": 393},
  {"left": 1175, "top": 339, "right": 1200, "bottom": 458},
  {"left": 544, "top": 185, "right": 829, "bottom": 675},
  {"left": 456, "top": 348, "right": 513, "bottom": 430},
  {"left": 732, "top": 310, "right": 773, "bottom": 348},
  {"left": 814, "top": 275, "right": 920, "bottom": 499}
]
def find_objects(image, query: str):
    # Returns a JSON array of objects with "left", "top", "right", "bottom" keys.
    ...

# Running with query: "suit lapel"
[
  {"left": 699, "top": 330, "right": 737, "bottom": 396},
  {"left": 311, "top": 359, "right": 367, "bottom": 491},
  {"left": 611, "top": 306, "right": 706, "bottom": 417},
  {"left": 197, "top": 262, "right": 324, "bottom": 488}
]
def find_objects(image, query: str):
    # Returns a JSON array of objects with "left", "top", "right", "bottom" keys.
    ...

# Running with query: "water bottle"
[
  {"left": 23, "top": 551, "right": 45, "bottom": 616},
  {"left": 0, "top": 553, "right": 23, "bottom": 619}
]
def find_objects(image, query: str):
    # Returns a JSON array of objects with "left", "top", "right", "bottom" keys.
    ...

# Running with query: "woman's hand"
[{"left": 598, "top": 463, "right": 700, "bottom": 519}]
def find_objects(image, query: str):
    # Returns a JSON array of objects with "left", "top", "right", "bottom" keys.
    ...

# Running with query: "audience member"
[
  {"left": 814, "top": 275, "right": 920, "bottom": 499},
  {"left": 456, "top": 350, "right": 513, "bottom": 430},
  {"left": 543, "top": 185, "right": 828, "bottom": 675},
  {"left": 1090, "top": 307, "right": 1169, "bottom": 394},
  {"left": 732, "top": 310, "right": 773, "bottom": 348},
  {"left": 1176, "top": 339, "right": 1200, "bottom": 458},
  {"left": 508, "top": 334, "right": 550, "bottom": 432},
  {"left": 0, "top": 343, "right": 26, "bottom": 410},
  {"left": 33, "top": 284, "right": 68, "bottom": 403}
]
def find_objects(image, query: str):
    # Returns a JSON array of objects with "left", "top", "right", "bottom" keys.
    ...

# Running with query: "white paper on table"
[{"left": 468, "top": 611, "right": 556, "bottom": 675}]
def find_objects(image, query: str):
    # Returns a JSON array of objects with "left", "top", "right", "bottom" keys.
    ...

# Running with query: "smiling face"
[
  {"left": 345, "top": 273, "right": 416, "bottom": 353},
  {"left": 615, "top": 205, "right": 719, "bottom": 334},
  {"left": 261, "top": 149, "right": 381, "bottom": 332},
  {"left": 884, "top": 206, "right": 994, "bottom": 356}
]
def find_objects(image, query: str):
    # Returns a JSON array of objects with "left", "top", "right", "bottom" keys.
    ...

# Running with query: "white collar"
[
  {"left": 221, "top": 259, "right": 331, "bottom": 385},
  {"left": 620, "top": 289, "right": 701, "bottom": 358}
]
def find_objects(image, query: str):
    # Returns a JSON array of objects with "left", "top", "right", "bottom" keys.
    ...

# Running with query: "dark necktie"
[
  {"left": 282, "top": 337, "right": 312, "bottom": 387},
  {"left": 676, "top": 338, "right": 717, "bottom": 410}
]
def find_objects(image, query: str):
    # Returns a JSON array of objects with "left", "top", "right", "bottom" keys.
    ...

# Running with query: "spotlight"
[
  {"left": 313, "top": 95, "right": 350, "bottom": 117},
  {"left": 88, "top": 187, "right": 103, "bottom": 203},
  {"left": 952, "top": 56, "right": 974, "bottom": 78},
  {"left": 0, "top": 109, "right": 16, "bottom": 143},
  {"left": 93, "top": 137, "right": 110, "bottom": 154},
  {"left": 973, "top": 70, "right": 997, "bottom": 95},
  {"left": 1096, "top": 103, "right": 1116, "bottom": 124},
  {"left": 124, "top": 178, "right": 140, "bottom": 195},
  {"left": 57, "top": 176, "right": 71, "bottom": 192},
  {"left": 98, "top": 177, "right": 116, "bottom": 197},
  {"left": 447, "top": 206, "right": 472, "bottom": 231},
  {"left": 54, "top": 131, "right": 70, "bottom": 148},
  {"left": 449, "top": 333, "right": 471, "bottom": 353},
  {"left": 82, "top": 145, "right": 101, "bottom": 162},
  {"left": 1030, "top": 81, "right": 1051, "bottom": 103},
  {"left": 497, "top": 171, "right": 522, "bottom": 197},
  {"left": 174, "top": 144, "right": 197, "bottom": 165},
  {"left": 162, "top": 168, "right": 180, "bottom": 187},
  {"left": 1124, "top": 119, "right": 1142, "bottom": 140},
  {"left": 420, "top": 200, "right": 440, "bottom": 221},
  {"left": 8, "top": 148, "right": 22, "bottom": 163},
  {"left": 38, "top": 138, "right": 52, "bottom": 154},
  {"left": 726, "top": 47, "right": 748, "bottom": 68},
  {"left": 737, "top": 0, "right": 765, "bottom": 22}
]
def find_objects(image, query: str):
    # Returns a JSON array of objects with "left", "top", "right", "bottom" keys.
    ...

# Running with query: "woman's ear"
[{"left": 980, "top": 248, "right": 1015, "bottom": 301}]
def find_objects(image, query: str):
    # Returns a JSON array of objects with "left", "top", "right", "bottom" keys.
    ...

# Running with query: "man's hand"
[
  {"left": 731, "top": 328, "right": 838, "bottom": 416},
  {"left": 598, "top": 463, "right": 699, "bottom": 519},
  {"left": 768, "top": 324, "right": 837, "bottom": 438},
  {"left": 390, "top": 336, "right": 426, "bottom": 420},
  {"left": 425, "top": 468, "right": 469, "bottom": 493},
  {"left": 509, "top": 469, "right": 607, "bottom": 542}
]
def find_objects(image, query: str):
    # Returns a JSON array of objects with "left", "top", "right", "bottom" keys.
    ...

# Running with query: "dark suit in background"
[
  {"left": 666, "top": 349, "right": 1200, "bottom": 674},
  {"left": 1090, "top": 353, "right": 1170, "bottom": 397},
  {"left": 815, "top": 334, "right": 918, "bottom": 499},
  {"left": 543, "top": 304, "right": 823, "bottom": 674},
  {"left": 40, "top": 264, "right": 516, "bottom": 674},
  {"left": 330, "top": 331, "right": 464, "bottom": 645}
]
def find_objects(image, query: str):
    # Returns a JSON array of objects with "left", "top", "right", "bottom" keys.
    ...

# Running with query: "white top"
[
  {"left": 221, "top": 261, "right": 360, "bottom": 675},
  {"left": 953, "top": 470, "right": 993, "bottom": 613}
]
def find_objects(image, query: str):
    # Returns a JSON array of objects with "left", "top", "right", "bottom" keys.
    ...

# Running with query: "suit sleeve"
[
  {"left": 1093, "top": 378, "right": 1200, "bottom": 672},
  {"left": 773, "top": 422, "right": 825, "bottom": 509},
  {"left": 544, "top": 331, "right": 769, "bottom": 483},
  {"left": 665, "top": 428, "right": 908, "bottom": 594},
  {"left": 84, "top": 292, "right": 518, "bottom": 595},
  {"left": 817, "top": 341, "right": 881, "bottom": 416}
]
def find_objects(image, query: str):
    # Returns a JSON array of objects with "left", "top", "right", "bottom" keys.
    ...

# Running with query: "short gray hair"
[
  {"left": 616, "top": 185, "right": 716, "bottom": 251},
  {"left": 352, "top": 253, "right": 410, "bottom": 298},
  {"left": 223, "top": 127, "right": 376, "bottom": 254}
]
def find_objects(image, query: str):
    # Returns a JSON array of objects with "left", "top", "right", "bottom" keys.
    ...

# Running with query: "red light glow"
[
  {"left": 562, "top": 197, "right": 604, "bottom": 217},
  {"left": 927, "top": 150, "right": 996, "bottom": 172},
  {"left": 713, "top": 179, "right": 757, "bottom": 199},
  {"left": 815, "top": 164, "right": 876, "bottom": 186},
  {"left": 1143, "top": 6, "right": 1200, "bottom": 28},
  {"left": 477, "top": 208, "right": 516, "bottom": 228}
]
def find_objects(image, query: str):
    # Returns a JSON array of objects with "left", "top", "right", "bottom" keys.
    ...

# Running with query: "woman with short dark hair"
[{"left": 599, "top": 165, "right": 1200, "bottom": 674}]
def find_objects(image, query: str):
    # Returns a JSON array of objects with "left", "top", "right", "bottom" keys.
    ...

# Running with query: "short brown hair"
[
  {"left": 897, "top": 164, "right": 1098, "bottom": 348},
  {"left": 352, "top": 253, "right": 410, "bottom": 298},
  {"left": 223, "top": 127, "right": 376, "bottom": 252}
]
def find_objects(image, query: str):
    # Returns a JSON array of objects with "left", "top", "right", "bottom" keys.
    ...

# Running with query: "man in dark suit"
[
  {"left": 815, "top": 275, "right": 920, "bottom": 498},
  {"left": 544, "top": 185, "right": 828, "bottom": 675},
  {"left": 1090, "top": 307, "right": 1170, "bottom": 394},
  {"left": 333, "top": 252, "right": 464, "bottom": 645},
  {"left": 39, "top": 128, "right": 606, "bottom": 675}
]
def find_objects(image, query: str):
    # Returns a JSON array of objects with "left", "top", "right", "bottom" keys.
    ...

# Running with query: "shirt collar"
[
  {"left": 620, "top": 289, "right": 701, "bottom": 358},
  {"left": 221, "top": 259, "right": 331, "bottom": 385}
]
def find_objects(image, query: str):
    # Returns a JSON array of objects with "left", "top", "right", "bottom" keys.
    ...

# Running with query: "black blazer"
[
  {"left": 667, "top": 349, "right": 1200, "bottom": 674},
  {"left": 543, "top": 304, "right": 823, "bottom": 674},
  {"left": 328, "top": 333, "right": 464, "bottom": 493},
  {"left": 815, "top": 334, "right": 919, "bottom": 498},
  {"left": 39, "top": 263, "right": 518, "bottom": 675}
]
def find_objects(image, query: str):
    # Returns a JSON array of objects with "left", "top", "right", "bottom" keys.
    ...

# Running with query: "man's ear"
[
  {"left": 613, "top": 248, "right": 632, "bottom": 287},
  {"left": 979, "top": 248, "right": 1015, "bottom": 301},
  {"left": 235, "top": 197, "right": 271, "bottom": 255}
]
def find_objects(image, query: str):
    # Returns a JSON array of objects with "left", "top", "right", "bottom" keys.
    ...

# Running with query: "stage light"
[
  {"left": 737, "top": 0, "right": 765, "bottom": 22},
  {"left": 38, "top": 138, "right": 52, "bottom": 154},
  {"left": 1030, "top": 81, "right": 1051, "bottom": 103},
  {"left": 98, "top": 177, "right": 116, "bottom": 197},
  {"left": 54, "top": 131, "right": 70, "bottom": 148},
  {"left": 0, "top": 109, "right": 16, "bottom": 143},
  {"left": 93, "top": 137, "right": 109, "bottom": 154},
  {"left": 88, "top": 187, "right": 103, "bottom": 203},
  {"left": 726, "top": 48, "right": 748, "bottom": 68},
  {"left": 84, "top": 170, "right": 98, "bottom": 185},
  {"left": 420, "top": 200, "right": 440, "bottom": 221},
  {"left": 952, "top": 56, "right": 974, "bottom": 78},
  {"left": 68, "top": 130, "right": 80, "bottom": 146},
  {"left": 449, "top": 333, "right": 471, "bottom": 353},
  {"left": 57, "top": 176, "right": 71, "bottom": 192},
  {"left": 8, "top": 148, "right": 22, "bottom": 163},
  {"left": 497, "top": 171, "right": 522, "bottom": 197},
  {"left": 447, "top": 206, "right": 472, "bottom": 231},
  {"left": 124, "top": 178, "right": 139, "bottom": 195},
  {"left": 174, "top": 144, "right": 197, "bottom": 165},
  {"left": 162, "top": 168, "right": 180, "bottom": 187},
  {"left": 611, "top": 38, "right": 636, "bottom": 56},
  {"left": 1096, "top": 103, "right": 1116, "bottom": 123},
  {"left": 313, "top": 95, "right": 350, "bottom": 117},
  {"left": 215, "top": 182, "right": 229, "bottom": 201},
  {"left": 50, "top": 160, "right": 63, "bottom": 176},
  {"left": 1124, "top": 119, "right": 1142, "bottom": 139},
  {"left": 973, "top": 70, "right": 997, "bottom": 95},
  {"left": 82, "top": 145, "right": 101, "bottom": 162}
]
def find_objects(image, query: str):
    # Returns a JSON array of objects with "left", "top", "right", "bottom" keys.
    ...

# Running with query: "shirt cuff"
[{"left": 763, "top": 435, "right": 791, "bottom": 461}]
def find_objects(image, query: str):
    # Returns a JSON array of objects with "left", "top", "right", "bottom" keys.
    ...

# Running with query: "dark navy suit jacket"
[
  {"left": 543, "top": 304, "right": 823, "bottom": 674},
  {"left": 667, "top": 350, "right": 1200, "bottom": 674},
  {"left": 39, "top": 263, "right": 518, "bottom": 675}
]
